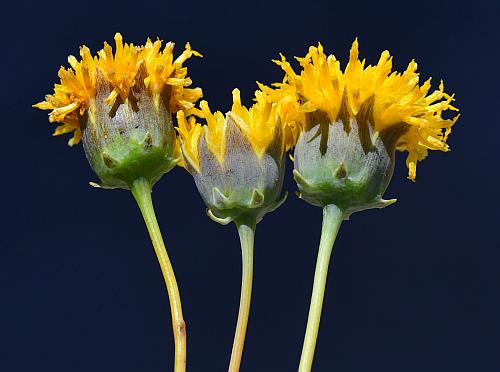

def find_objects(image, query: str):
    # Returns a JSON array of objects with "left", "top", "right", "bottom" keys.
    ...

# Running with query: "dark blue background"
[{"left": 1, "top": 0, "right": 495, "bottom": 371}]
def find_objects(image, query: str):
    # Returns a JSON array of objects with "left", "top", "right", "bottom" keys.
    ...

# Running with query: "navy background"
[{"left": 1, "top": 0, "right": 495, "bottom": 371}]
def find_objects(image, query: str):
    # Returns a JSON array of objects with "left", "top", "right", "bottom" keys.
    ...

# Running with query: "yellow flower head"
[
  {"left": 262, "top": 39, "right": 459, "bottom": 180},
  {"left": 177, "top": 88, "right": 288, "bottom": 224},
  {"left": 177, "top": 88, "right": 287, "bottom": 173},
  {"left": 34, "top": 33, "right": 202, "bottom": 146}
]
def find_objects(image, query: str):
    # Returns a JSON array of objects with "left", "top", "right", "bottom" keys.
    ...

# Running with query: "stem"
[
  {"left": 228, "top": 217, "right": 256, "bottom": 372},
  {"left": 299, "top": 204, "right": 344, "bottom": 372},
  {"left": 130, "top": 177, "right": 186, "bottom": 372}
]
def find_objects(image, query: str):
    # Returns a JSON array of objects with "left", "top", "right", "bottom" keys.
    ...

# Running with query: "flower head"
[
  {"left": 177, "top": 88, "right": 287, "bottom": 224},
  {"left": 262, "top": 39, "right": 459, "bottom": 181},
  {"left": 261, "top": 40, "right": 459, "bottom": 215},
  {"left": 34, "top": 33, "right": 202, "bottom": 189}
]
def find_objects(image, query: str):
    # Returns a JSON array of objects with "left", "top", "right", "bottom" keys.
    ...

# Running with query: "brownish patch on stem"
[{"left": 178, "top": 319, "right": 187, "bottom": 338}]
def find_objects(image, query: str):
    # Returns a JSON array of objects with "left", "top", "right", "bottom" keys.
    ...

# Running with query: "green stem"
[
  {"left": 299, "top": 204, "right": 344, "bottom": 372},
  {"left": 130, "top": 177, "right": 186, "bottom": 372},
  {"left": 228, "top": 217, "right": 256, "bottom": 372}
]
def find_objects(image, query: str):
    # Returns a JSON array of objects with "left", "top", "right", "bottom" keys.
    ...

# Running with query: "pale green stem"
[
  {"left": 299, "top": 204, "right": 344, "bottom": 372},
  {"left": 228, "top": 217, "right": 256, "bottom": 372},
  {"left": 130, "top": 177, "right": 186, "bottom": 372}
]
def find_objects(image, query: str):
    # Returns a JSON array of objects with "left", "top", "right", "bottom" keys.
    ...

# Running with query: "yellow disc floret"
[
  {"left": 258, "top": 82, "right": 304, "bottom": 151},
  {"left": 33, "top": 46, "right": 98, "bottom": 145},
  {"left": 97, "top": 33, "right": 143, "bottom": 106},
  {"left": 176, "top": 110, "right": 204, "bottom": 172},
  {"left": 177, "top": 88, "right": 288, "bottom": 173},
  {"left": 200, "top": 99, "right": 227, "bottom": 165},
  {"left": 229, "top": 88, "right": 279, "bottom": 158},
  {"left": 143, "top": 38, "right": 203, "bottom": 114},
  {"left": 262, "top": 39, "right": 460, "bottom": 180},
  {"left": 34, "top": 33, "right": 202, "bottom": 146}
]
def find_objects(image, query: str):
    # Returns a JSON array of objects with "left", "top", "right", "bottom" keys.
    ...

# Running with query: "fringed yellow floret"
[
  {"left": 230, "top": 88, "right": 279, "bottom": 157},
  {"left": 97, "top": 33, "right": 143, "bottom": 106},
  {"left": 262, "top": 39, "right": 459, "bottom": 180},
  {"left": 177, "top": 88, "right": 287, "bottom": 172},
  {"left": 199, "top": 99, "right": 227, "bottom": 166},
  {"left": 258, "top": 82, "right": 304, "bottom": 151},
  {"left": 34, "top": 33, "right": 202, "bottom": 146},
  {"left": 143, "top": 38, "right": 203, "bottom": 114},
  {"left": 176, "top": 110, "right": 204, "bottom": 172}
]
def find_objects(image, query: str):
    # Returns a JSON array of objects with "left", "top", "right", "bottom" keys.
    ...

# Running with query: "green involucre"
[
  {"left": 82, "top": 75, "right": 178, "bottom": 189},
  {"left": 183, "top": 116, "right": 287, "bottom": 225},
  {"left": 293, "top": 111, "right": 404, "bottom": 216}
]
